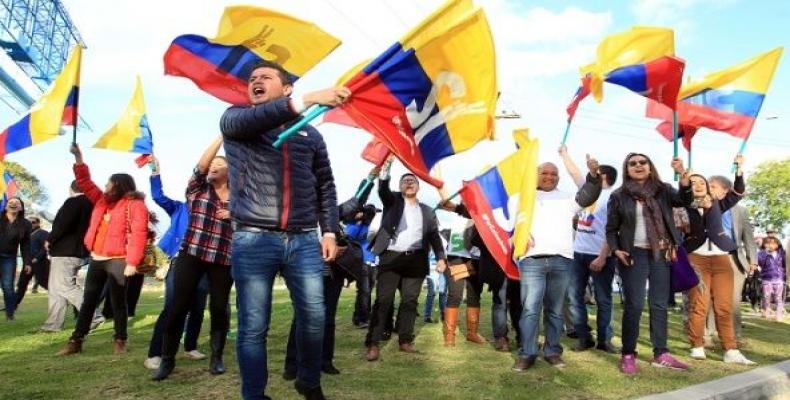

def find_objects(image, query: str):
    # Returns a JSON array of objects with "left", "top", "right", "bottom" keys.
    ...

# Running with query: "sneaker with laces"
[
  {"left": 690, "top": 347, "right": 706, "bottom": 360},
  {"left": 651, "top": 353, "right": 689, "bottom": 370},
  {"left": 619, "top": 354, "right": 639, "bottom": 375},
  {"left": 144, "top": 356, "right": 162, "bottom": 370},
  {"left": 723, "top": 349, "right": 757, "bottom": 366},
  {"left": 184, "top": 349, "right": 207, "bottom": 360}
]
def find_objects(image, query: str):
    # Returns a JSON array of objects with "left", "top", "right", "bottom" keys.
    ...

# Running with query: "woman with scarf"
[
  {"left": 683, "top": 155, "right": 755, "bottom": 365},
  {"left": 606, "top": 153, "right": 691, "bottom": 375},
  {"left": 0, "top": 197, "right": 32, "bottom": 321}
]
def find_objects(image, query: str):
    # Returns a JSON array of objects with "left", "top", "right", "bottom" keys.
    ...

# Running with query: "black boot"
[
  {"left": 209, "top": 331, "right": 227, "bottom": 375},
  {"left": 152, "top": 356, "right": 175, "bottom": 381},
  {"left": 295, "top": 380, "right": 326, "bottom": 400}
]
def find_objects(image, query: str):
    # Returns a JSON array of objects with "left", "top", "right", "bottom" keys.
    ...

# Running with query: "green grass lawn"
[{"left": 1, "top": 283, "right": 788, "bottom": 400}]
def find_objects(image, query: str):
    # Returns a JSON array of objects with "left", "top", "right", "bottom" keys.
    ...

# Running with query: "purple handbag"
[{"left": 670, "top": 246, "right": 699, "bottom": 292}]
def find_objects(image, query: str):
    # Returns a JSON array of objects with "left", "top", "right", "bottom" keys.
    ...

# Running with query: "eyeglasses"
[
  {"left": 401, "top": 179, "right": 418, "bottom": 184},
  {"left": 627, "top": 159, "right": 649, "bottom": 167}
]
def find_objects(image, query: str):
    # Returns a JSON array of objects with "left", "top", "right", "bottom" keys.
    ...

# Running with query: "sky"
[{"left": 1, "top": 0, "right": 788, "bottom": 231}]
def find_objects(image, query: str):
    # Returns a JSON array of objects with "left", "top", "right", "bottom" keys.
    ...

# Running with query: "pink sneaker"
[
  {"left": 620, "top": 354, "right": 639, "bottom": 375},
  {"left": 651, "top": 353, "right": 689, "bottom": 370}
]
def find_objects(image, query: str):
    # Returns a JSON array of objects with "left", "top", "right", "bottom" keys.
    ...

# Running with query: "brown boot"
[
  {"left": 494, "top": 337, "right": 510, "bottom": 352},
  {"left": 365, "top": 345, "right": 380, "bottom": 362},
  {"left": 465, "top": 307, "right": 487, "bottom": 344},
  {"left": 443, "top": 307, "right": 459, "bottom": 347},
  {"left": 112, "top": 339, "right": 127, "bottom": 355},
  {"left": 56, "top": 339, "right": 83, "bottom": 356}
]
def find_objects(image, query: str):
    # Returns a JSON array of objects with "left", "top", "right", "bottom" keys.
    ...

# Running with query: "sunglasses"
[{"left": 627, "top": 159, "right": 649, "bottom": 167}]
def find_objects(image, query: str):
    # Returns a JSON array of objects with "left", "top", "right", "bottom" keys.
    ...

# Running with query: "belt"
[
  {"left": 385, "top": 249, "right": 423, "bottom": 256},
  {"left": 528, "top": 254, "right": 560, "bottom": 259},
  {"left": 232, "top": 222, "right": 317, "bottom": 234}
]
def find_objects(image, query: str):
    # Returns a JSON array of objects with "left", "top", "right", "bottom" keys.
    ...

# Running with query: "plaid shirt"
[{"left": 182, "top": 168, "right": 232, "bottom": 266}]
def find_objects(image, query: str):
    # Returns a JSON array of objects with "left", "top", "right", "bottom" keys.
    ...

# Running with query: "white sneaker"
[
  {"left": 144, "top": 356, "right": 161, "bottom": 370},
  {"left": 184, "top": 349, "right": 206, "bottom": 360},
  {"left": 690, "top": 347, "right": 706, "bottom": 360},
  {"left": 723, "top": 349, "right": 756, "bottom": 366}
]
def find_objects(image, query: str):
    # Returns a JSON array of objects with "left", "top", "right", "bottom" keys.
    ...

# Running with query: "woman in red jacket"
[{"left": 57, "top": 143, "right": 149, "bottom": 356}]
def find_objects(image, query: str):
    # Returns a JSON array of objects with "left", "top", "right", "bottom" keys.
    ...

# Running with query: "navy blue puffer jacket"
[{"left": 220, "top": 97, "right": 339, "bottom": 233}]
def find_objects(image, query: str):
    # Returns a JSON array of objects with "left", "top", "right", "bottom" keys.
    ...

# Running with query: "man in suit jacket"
[
  {"left": 39, "top": 180, "right": 95, "bottom": 332},
  {"left": 365, "top": 158, "right": 447, "bottom": 361},
  {"left": 707, "top": 176, "right": 758, "bottom": 343}
]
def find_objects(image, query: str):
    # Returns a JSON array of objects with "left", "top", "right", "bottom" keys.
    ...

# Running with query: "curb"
[{"left": 639, "top": 360, "right": 790, "bottom": 400}]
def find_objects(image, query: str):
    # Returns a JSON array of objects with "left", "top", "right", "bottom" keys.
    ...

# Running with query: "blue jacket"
[
  {"left": 220, "top": 97, "right": 339, "bottom": 232},
  {"left": 150, "top": 175, "right": 188, "bottom": 258},
  {"left": 345, "top": 222, "right": 375, "bottom": 264}
]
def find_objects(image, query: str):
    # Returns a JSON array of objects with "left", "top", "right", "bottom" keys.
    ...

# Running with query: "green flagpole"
[
  {"left": 560, "top": 121, "right": 572, "bottom": 145},
  {"left": 672, "top": 110, "right": 679, "bottom": 181}
]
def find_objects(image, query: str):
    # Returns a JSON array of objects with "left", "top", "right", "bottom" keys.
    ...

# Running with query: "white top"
[
  {"left": 692, "top": 209, "right": 728, "bottom": 256},
  {"left": 526, "top": 189, "right": 584, "bottom": 259},
  {"left": 445, "top": 217, "right": 480, "bottom": 259},
  {"left": 633, "top": 201, "right": 650, "bottom": 249},
  {"left": 388, "top": 200, "right": 423, "bottom": 252},
  {"left": 573, "top": 188, "right": 612, "bottom": 255}
]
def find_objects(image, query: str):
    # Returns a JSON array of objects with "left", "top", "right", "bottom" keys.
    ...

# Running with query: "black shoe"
[
  {"left": 596, "top": 341, "right": 620, "bottom": 354},
  {"left": 295, "top": 380, "right": 326, "bottom": 400},
  {"left": 152, "top": 356, "right": 175, "bottom": 381},
  {"left": 566, "top": 330, "right": 579, "bottom": 339},
  {"left": 354, "top": 321, "right": 369, "bottom": 329},
  {"left": 571, "top": 338, "right": 596, "bottom": 352},
  {"left": 209, "top": 331, "right": 227, "bottom": 375},
  {"left": 424, "top": 317, "right": 435, "bottom": 323},
  {"left": 322, "top": 363, "right": 341, "bottom": 375},
  {"left": 283, "top": 369, "right": 297, "bottom": 381}
]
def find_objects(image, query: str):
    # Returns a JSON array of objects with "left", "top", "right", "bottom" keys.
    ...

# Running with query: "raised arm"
[
  {"left": 197, "top": 136, "right": 223, "bottom": 174},
  {"left": 559, "top": 144, "right": 585, "bottom": 188},
  {"left": 70, "top": 143, "right": 102, "bottom": 204},
  {"left": 574, "top": 154, "right": 603, "bottom": 209},
  {"left": 378, "top": 157, "right": 397, "bottom": 209},
  {"left": 219, "top": 99, "right": 300, "bottom": 141},
  {"left": 720, "top": 155, "right": 746, "bottom": 212}
]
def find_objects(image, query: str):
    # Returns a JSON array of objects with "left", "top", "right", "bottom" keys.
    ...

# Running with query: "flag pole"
[
  {"left": 687, "top": 138, "right": 692, "bottom": 171},
  {"left": 560, "top": 121, "right": 571, "bottom": 145},
  {"left": 672, "top": 110, "right": 679, "bottom": 181},
  {"left": 433, "top": 189, "right": 461, "bottom": 211},
  {"left": 354, "top": 178, "right": 373, "bottom": 199},
  {"left": 273, "top": 105, "right": 332, "bottom": 148},
  {"left": 731, "top": 138, "right": 748, "bottom": 173}
]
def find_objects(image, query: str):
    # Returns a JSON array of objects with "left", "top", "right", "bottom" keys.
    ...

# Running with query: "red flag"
[
  {"left": 134, "top": 154, "right": 153, "bottom": 168},
  {"left": 360, "top": 139, "right": 391, "bottom": 167},
  {"left": 566, "top": 74, "right": 591, "bottom": 122},
  {"left": 605, "top": 56, "right": 685, "bottom": 110}
]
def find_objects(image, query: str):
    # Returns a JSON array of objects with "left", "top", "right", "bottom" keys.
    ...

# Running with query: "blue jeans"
[
  {"left": 148, "top": 258, "right": 209, "bottom": 357},
  {"left": 518, "top": 256, "right": 572, "bottom": 358},
  {"left": 568, "top": 252, "right": 616, "bottom": 343},
  {"left": 618, "top": 248, "right": 670, "bottom": 357},
  {"left": 423, "top": 272, "right": 447, "bottom": 320},
  {"left": 0, "top": 256, "right": 16, "bottom": 317},
  {"left": 233, "top": 230, "right": 325, "bottom": 400}
]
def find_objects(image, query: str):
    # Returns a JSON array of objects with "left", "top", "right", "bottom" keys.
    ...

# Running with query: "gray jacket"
[{"left": 730, "top": 204, "right": 757, "bottom": 273}]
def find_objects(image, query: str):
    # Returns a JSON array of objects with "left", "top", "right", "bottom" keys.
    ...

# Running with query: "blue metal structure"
[{"left": 0, "top": 0, "right": 84, "bottom": 106}]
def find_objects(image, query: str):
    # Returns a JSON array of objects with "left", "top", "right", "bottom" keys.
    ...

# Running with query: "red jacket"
[{"left": 74, "top": 163, "right": 149, "bottom": 269}]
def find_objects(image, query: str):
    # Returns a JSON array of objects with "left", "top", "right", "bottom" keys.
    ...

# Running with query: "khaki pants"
[
  {"left": 705, "top": 256, "right": 746, "bottom": 341},
  {"left": 688, "top": 253, "right": 736, "bottom": 350}
]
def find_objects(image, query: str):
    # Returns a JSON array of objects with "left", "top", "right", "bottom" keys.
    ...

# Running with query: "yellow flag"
[
  {"left": 93, "top": 76, "right": 154, "bottom": 154},
  {"left": 678, "top": 47, "right": 783, "bottom": 99},
  {"left": 509, "top": 133, "right": 539, "bottom": 259}
]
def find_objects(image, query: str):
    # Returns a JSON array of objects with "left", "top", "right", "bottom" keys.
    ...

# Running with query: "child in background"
[{"left": 758, "top": 236, "right": 786, "bottom": 321}]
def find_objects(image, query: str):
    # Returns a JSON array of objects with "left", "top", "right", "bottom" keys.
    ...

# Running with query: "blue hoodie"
[{"left": 150, "top": 175, "right": 188, "bottom": 258}]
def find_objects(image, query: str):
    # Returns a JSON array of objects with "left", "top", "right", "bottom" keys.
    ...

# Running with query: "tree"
[
  {"left": 745, "top": 158, "right": 790, "bottom": 232},
  {"left": 3, "top": 161, "right": 50, "bottom": 211}
]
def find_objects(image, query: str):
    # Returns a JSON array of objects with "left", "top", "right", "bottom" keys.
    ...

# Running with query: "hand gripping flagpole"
[
  {"left": 273, "top": 105, "right": 332, "bottom": 148},
  {"left": 732, "top": 139, "right": 748, "bottom": 173}
]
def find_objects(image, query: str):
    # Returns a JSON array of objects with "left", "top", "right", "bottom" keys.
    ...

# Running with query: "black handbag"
[{"left": 333, "top": 234, "right": 365, "bottom": 282}]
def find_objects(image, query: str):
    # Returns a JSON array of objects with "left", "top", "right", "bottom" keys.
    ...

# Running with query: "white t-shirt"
[
  {"left": 445, "top": 217, "right": 480, "bottom": 259},
  {"left": 388, "top": 200, "right": 423, "bottom": 252},
  {"left": 526, "top": 189, "right": 583, "bottom": 259},
  {"left": 573, "top": 188, "right": 612, "bottom": 256},
  {"left": 692, "top": 209, "right": 728, "bottom": 256},
  {"left": 633, "top": 202, "right": 650, "bottom": 249}
]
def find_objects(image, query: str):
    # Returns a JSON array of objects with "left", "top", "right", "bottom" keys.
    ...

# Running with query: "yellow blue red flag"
[
  {"left": 0, "top": 46, "right": 81, "bottom": 158},
  {"left": 164, "top": 6, "right": 341, "bottom": 105},
  {"left": 340, "top": 6, "right": 497, "bottom": 188},
  {"left": 93, "top": 76, "right": 154, "bottom": 155},
  {"left": 459, "top": 130, "right": 539, "bottom": 279}
]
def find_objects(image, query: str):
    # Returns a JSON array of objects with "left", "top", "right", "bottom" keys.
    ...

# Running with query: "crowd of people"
[{"left": 0, "top": 59, "right": 787, "bottom": 400}]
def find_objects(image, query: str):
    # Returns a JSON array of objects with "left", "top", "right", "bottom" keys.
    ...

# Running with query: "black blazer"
[
  {"left": 370, "top": 178, "right": 446, "bottom": 261},
  {"left": 48, "top": 194, "right": 93, "bottom": 258},
  {"left": 682, "top": 175, "right": 744, "bottom": 254},
  {"left": 607, "top": 181, "right": 693, "bottom": 255}
]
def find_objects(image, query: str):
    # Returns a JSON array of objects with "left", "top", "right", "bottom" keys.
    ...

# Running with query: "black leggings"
[
  {"left": 72, "top": 258, "right": 128, "bottom": 340},
  {"left": 444, "top": 258, "right": 483, "bottom": 308},
  {"left": 162, "top": 253, "right": 232, "bottom": 357}
]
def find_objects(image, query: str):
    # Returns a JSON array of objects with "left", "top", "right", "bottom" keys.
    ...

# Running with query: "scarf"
[{"left": 623, "top": 180, "right": 671, "bottom": 256}]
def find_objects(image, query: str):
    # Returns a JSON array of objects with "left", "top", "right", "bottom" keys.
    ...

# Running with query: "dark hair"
[
  {"left": 2, "top": 196, "right": 25, "bottom": 217},
  {"left": 621, "top": 153, "right": 663, "bottom": 187},
  {"left": 689, "top": 173, "right": 711, "bottom": 197},
  {"left": 400, "top": 173, "right": 418, "bottom": 183},
  {"left": 248, "top": 60, "right": 293, "bottom": 86},
  {"left": 29, "top": 216, "right": 40, "bottom": 224},
  {"left": 70, "top": 180, "right": 81, "bottom": 193},
  {"left": 105, "top": 173, "right": 137, "bottom": 204},
  {"left": 599, "top": 165, "right": 617, "bottom": 186},
  {"left": 708, "top": 175, "right": 732, "bottom": 190}
]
